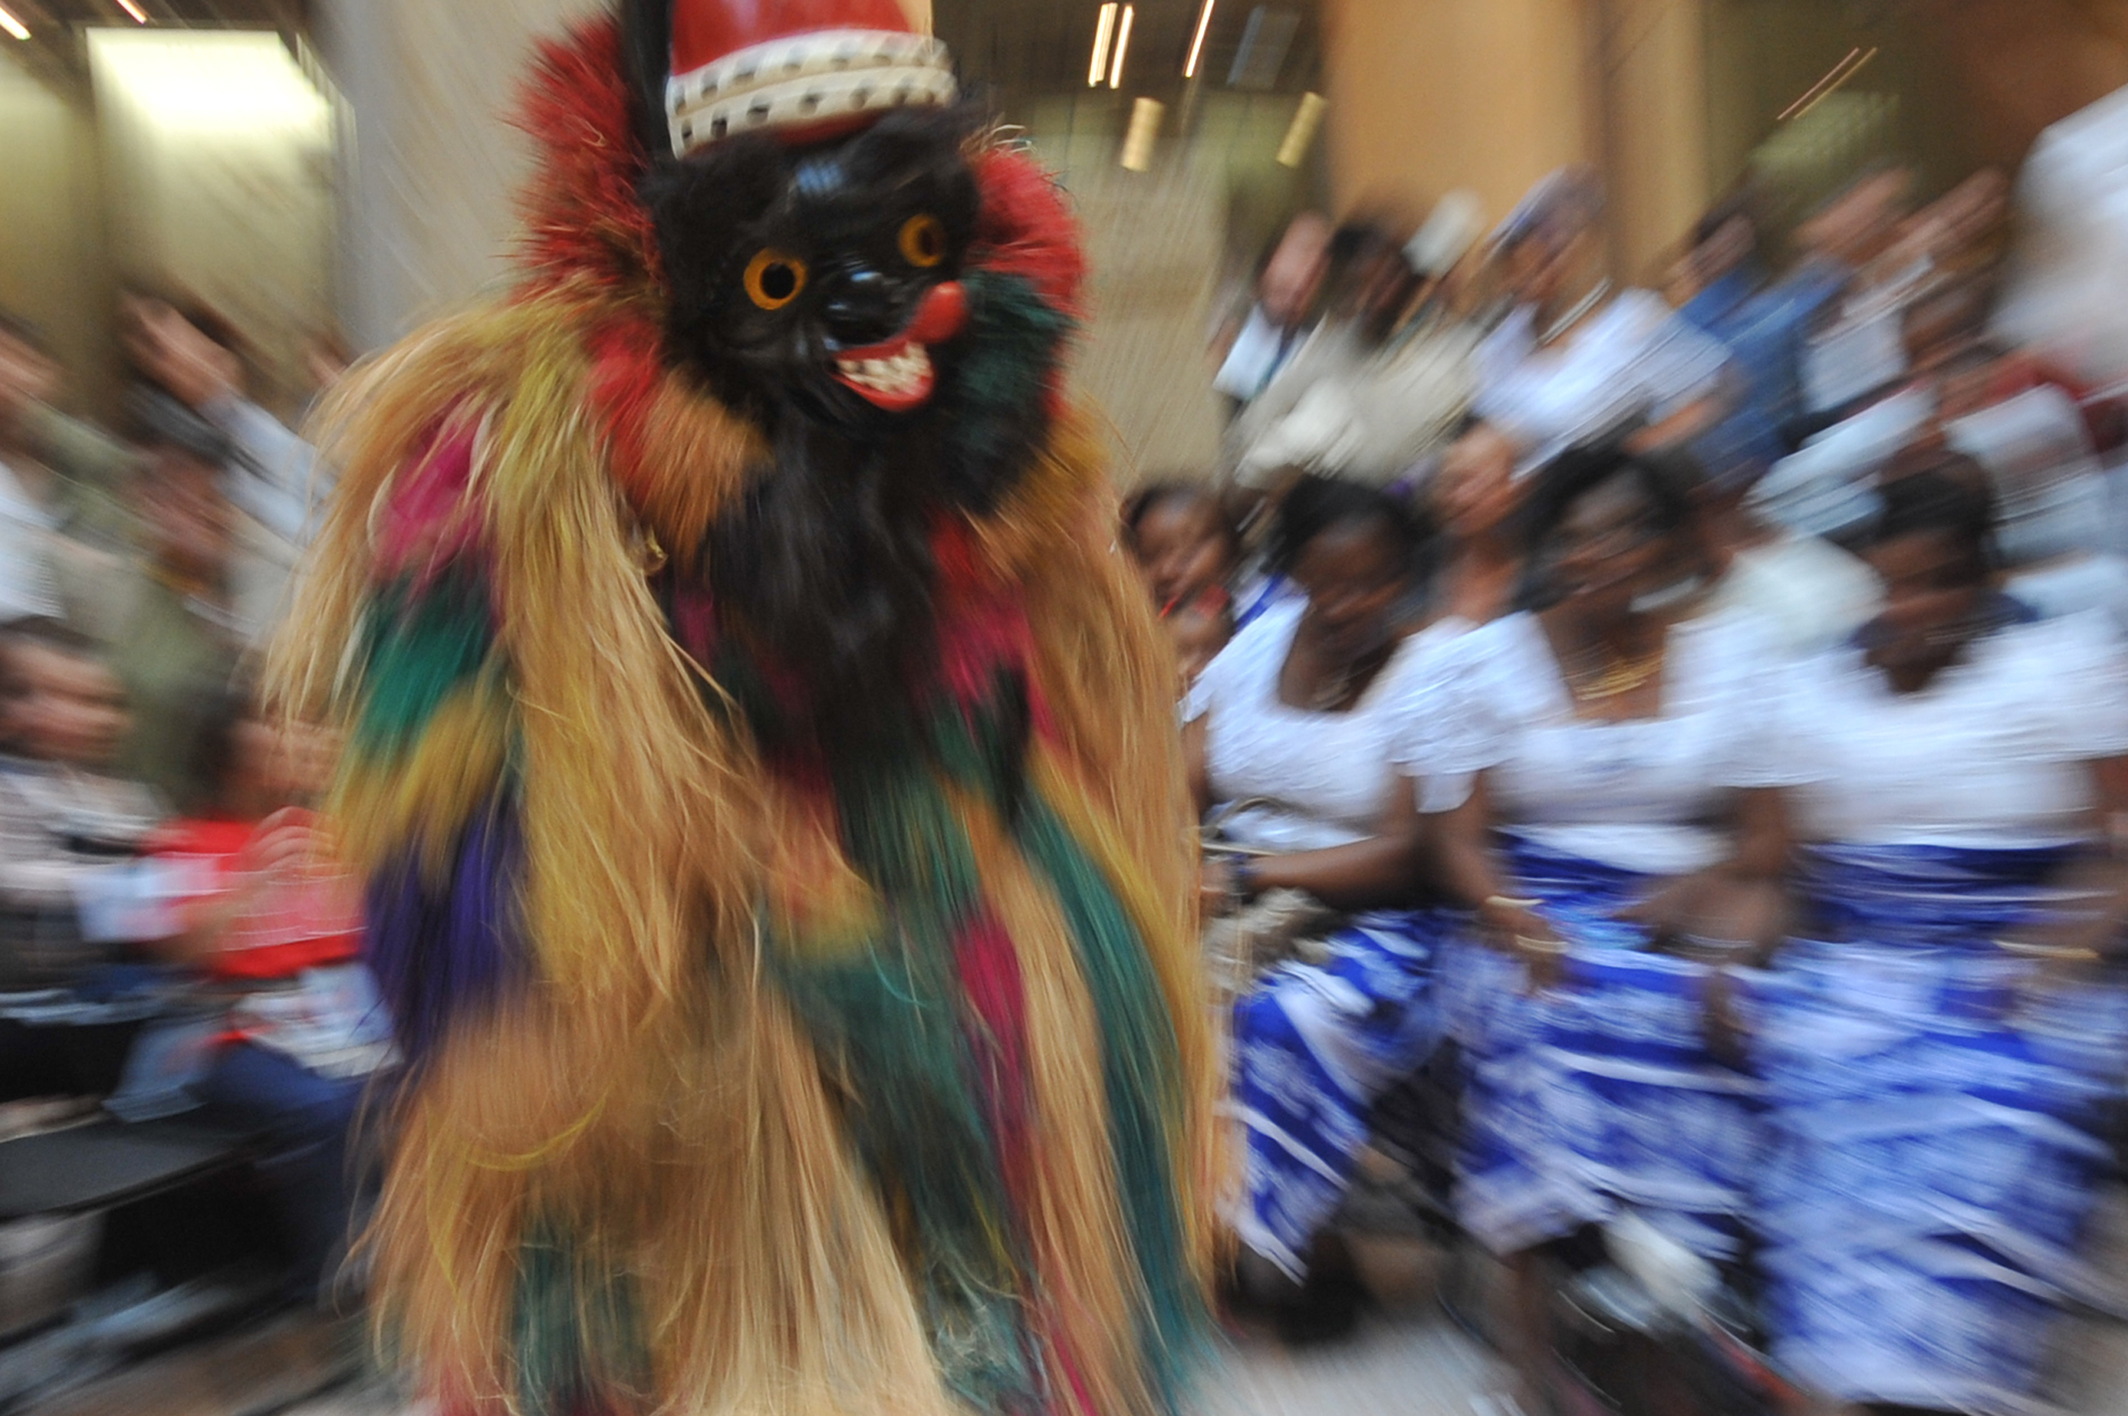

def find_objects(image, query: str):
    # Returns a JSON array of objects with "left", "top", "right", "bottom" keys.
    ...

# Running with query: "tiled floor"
[
  {"left": 27, "top": 1246, "right": 1508, "bottom": 1416},
  {"left": 41, "top": 1309, "right": 1503, "bottom": 1416},
  {"left": 18, "top": 1231, "right": 2128, "bottom": 1416}
]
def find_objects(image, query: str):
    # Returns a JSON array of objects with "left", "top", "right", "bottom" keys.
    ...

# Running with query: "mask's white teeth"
[{"left": 836, "top": 343, "right": 933, "bottom": 399}]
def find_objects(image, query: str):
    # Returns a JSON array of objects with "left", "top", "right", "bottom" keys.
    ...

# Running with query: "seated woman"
[
  {"left": 1748, "top": 469, "right": 2128, "bottom": 1415},
  {"left": 1124, "top": 482, "right": 1242, "bottom": 689},
  {"left": 1426, "top": 443, "right": 1790, "bottom": 1402},
  {"left": 147, "top": 684, "right": 389, "bottom": 1307},
  {"left": 1185, "top": 475, "right": 1468, "bottom": 1339}
]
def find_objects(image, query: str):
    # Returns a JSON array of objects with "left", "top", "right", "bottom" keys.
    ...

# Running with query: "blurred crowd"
[
  {"left": 7, "top": 128, "right": 2128, "bottom": 1416},
  {"left": 0, "top": 297, "right": 377, "bottom": 1347},
  {"left": 1145, "top": 159, "right": 2128, "bottom": 1414}
]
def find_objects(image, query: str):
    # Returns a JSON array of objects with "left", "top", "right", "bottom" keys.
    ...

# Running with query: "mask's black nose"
[{"left": 821, "top": 266, "right": 909, "bottom": 347}]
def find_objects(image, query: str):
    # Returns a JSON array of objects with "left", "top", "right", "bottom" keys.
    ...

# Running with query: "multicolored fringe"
[{"left": 271, "top": 22, "right": 1215, "bottom": 1410}]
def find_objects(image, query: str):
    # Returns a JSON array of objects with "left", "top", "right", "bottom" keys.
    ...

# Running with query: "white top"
[
  {"left": 1776, "top": 611, "right": 2128, "bottom": 848},
  {"left": 1473, "top": 289, "right": 1730, "bottom": 477},
  {"left": 1187, "top": 602, "right": 1470, "bottom": 853},
  {"left": 0, "top": 461, "right": 62, "bottom": 623},
  {"left": 1416, "top": 610, "right": 1792, "bottom": 876},
  {"left": 1702, "top": 533, "right": 1882, "bottom": 659}
]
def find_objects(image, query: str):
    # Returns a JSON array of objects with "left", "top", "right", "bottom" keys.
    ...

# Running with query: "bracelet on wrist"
[
  {"left": 1995, "top": 937, "right": 2102, "bottom": 964},
  {"left": 1231, "top": 857, "right": 1263, "bottom": 901}
]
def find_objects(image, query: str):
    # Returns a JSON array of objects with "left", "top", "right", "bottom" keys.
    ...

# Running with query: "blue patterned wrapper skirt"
[
  {"left": 1742, "top": 843, "right": 2128, "bottom": 1415},
  {"left": 1445, "top": 837, "right": 1764, "bottom": 1264},
  {"left": 1229, "top": 906, "right": 1451, "bottom": 1276}
]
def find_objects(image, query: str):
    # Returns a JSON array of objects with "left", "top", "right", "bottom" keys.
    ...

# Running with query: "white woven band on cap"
[{"left": 667, "top": 28, "right": 957, "bottom": 157}]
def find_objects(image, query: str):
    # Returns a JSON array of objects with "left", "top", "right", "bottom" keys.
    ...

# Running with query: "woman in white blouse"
[
  {"left": 1475, "top": 168, "right": 1734, "bottom": 480},
  {"left": 1425, "top": 444, "right": 1790, "bottom": 1403},
  {"left": 1748, "top": 468, "right": 2128, "bottom": 1415},
  {"left": 1186, "top": 476, "right": 1466, "bottom": 1340}
]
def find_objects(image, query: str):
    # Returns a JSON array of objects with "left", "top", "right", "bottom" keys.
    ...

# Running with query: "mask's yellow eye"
[
  {"left": 744, "top": 249, "right": 807, "bottom": 310},
  {"left": 898, "top": 214, "right": 947, "bottom": 269}
]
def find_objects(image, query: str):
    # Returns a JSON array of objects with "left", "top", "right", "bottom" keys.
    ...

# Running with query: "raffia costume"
[{"left": 276, "top": 4, "right": 1215, "bottom": 1412}]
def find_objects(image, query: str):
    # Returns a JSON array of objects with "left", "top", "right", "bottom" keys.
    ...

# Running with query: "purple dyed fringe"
[{"left": 364, "top": 796, "right": 525, "bottom": 1063}]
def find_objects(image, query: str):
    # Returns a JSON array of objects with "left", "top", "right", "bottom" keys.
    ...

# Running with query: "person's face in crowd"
[
  {"left": 1355, "top": 251, "right": 1418, "bottom": 345},
  {"left": 1929, "top": 168, "right": 2010, "bottom": 262},
  {"left": 1134, "top": 494, "right": 1234, "bottom": 613},
  {"left": 1548, "top": 474, "right": 1677, "bottom": 622},
  {"left": 1434, "top": 426, "right": 1521, "bottom": 544},
  {"left": 142, "top": 451, "right": 232, "bottom": 586},
  {"left": 1864, "top": 528, "right": 1986, "bottom": 676},
  {"left": 1167, "top": 604, "right": 1230, "bottom": 686},
  {"left": 1260, "top": 215, "right": 1331, "bottom": 329},
  {"left": 5, "top": 643, "right": 129, "bottom": 769},
  {"left": 229, "top": 713, "right": 336, "bottom": 809},
  {"left": 1516, "top": 226, "right": 1600, "bottom": 315},
  {"left": 1798, "top": 168, "right": 1913, "bottom": 269},
  {"left": 1693, "top": 214, "right": 1755, "bottom": 288},
  {"left": 1293, "top": 519, "right": 1406, "bottom": 666},
  {"left": 0, "top": 329, "right": 60, "bottom": 435},
  {"left": 1936, "top": 354, "right": 2005, "bottom": 423},
  {"left": 1902, "top": 283, "right": 1986, "bottom": 378}
]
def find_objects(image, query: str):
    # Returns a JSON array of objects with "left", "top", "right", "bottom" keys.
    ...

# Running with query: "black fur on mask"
[{"left": 621, "top": 0, "right": 1070, "bottom": 755}]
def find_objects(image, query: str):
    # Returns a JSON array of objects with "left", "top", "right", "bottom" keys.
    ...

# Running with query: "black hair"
[
  {"left": 1523, "top": 441, "right": 1699, "bottom": 556},
  {"left": 1121, "top": 482, "right": 1237, "bottom": 557},
  {"left": 176, "top": 678, "right": 258, "bottom": 817},
  {"left": 1692, "top": 187, "right": 1761, "bottom": 253},
  {"left": 1868, "top": 461, "right": 1998, "bottom": 582},
  {"left": 1269, "top": 474, "right": 1434, "bottom": 585},
  {"left": 0, "top": 309, "right": 51, "bottom": 358},
  {"left": 1518, "top": 441, "right": 1702, "bottom": 607}
]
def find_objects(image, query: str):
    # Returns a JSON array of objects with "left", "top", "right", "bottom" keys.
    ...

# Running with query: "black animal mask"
[{"left": 642, "top": 109, "right": 983, "bottom": 431}]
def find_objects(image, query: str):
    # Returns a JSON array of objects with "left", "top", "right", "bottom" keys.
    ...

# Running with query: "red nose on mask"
[{"left": 908, "top": 281, "right": 968, "bottom": 345}]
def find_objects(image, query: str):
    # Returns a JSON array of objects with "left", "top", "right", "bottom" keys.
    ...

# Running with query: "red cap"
[
  {"left": 664, "top": 0, "right": 956, "bottom": 156},
  {"left": 672, "top": 0, "right": 915, "bottom": 77}
]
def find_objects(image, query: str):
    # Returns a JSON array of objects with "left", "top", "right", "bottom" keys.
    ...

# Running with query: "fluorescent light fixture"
[
  {"left": 1778, "top": 46, "right": 1876, "bottom": 122},
  {"left": 1121, "top": 96, "right": 1163, "bottom": 171},
  {"left": 1184, "top": 0, "right": 1216, "bottom": 78},
  {"left": 1088, "top": 3, "right": 1117, "bottom": 87},
  {"left": 0, "top": 6, "right": 29, "bottom": 40},
  {"left": 1108, "top": 3, "right": 1133, "bottom": 88},
  {"left": 1276, "top": 91, "right": 1326, "bottom": 167},
  {"left": 115, "top": 0, "right": 150, "bottom": 22},
  {"left": 88, "top": 28, "right": 332, "bottom": 133}
]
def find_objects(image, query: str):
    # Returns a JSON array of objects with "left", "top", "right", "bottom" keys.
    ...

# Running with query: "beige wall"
[
  {"left": 319, "top": 0, "right": 605, "bottom": 349},
  {"left": 1603, "top": 0, "right": 1709, "bottom": 282},
  {"left": 1320, "top": 0, "right": 1713, "bottom": 285},
  {"left": 0, "top": 56, "right": 117, "bottom": 418},
  {"left": 1320, "top": 0, "right": 1588, "bottom": 241}
]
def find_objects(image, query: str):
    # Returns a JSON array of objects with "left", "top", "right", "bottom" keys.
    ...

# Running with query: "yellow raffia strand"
[{"left": 950, "top": 784, "right": 1156, "bottom": 1416}]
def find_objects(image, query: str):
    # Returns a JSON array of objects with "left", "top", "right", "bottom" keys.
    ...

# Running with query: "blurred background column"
[{"left": 314, "top": 0, "right": 601, "bottom": 351}]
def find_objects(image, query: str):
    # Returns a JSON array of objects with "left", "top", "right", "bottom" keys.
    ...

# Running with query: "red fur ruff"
[{"left": 512, "top": 18, "right": 663, "bottom": 300}]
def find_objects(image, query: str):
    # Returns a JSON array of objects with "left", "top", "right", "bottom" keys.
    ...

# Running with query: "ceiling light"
[
  {"left": 1088, "top": 3, "right": 1116, "bottom": 88},
  {"left": 0, "top": 6, "right": 29, "bottom": 40},
  {"left": 1184, "top": 0, "right": 1216, "bottom": 79},
  {"left": 1276, "top": 91, "right": 1326, "bottom": 167},
  {"left": 1121, "top": 96, "right": 1162, "bottom": 171},
  {"left": 1108, "top": 4, "right": 1133, "bottom": 89},
  {"left": 115, "top": 0, "right": 149, "bottom": 22}
]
